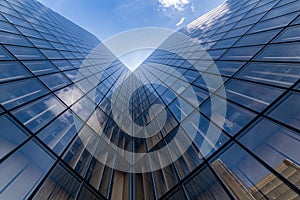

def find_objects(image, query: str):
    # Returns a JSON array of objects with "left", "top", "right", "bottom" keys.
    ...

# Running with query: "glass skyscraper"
[{"left": 0, "top": 0, "right": 299, "bottom": 199}]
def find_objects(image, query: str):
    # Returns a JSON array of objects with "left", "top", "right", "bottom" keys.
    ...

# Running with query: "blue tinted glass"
[
  {"left": 255, "top": 42, "right": 300, "bottom": 62},
  {"left": 22, "top": 60, "right": 59, "bottom": 75},
  {"left": 0, "top": 115, "right": 29, "bottom": 159},
  {"left": 39, "top": 72, "right": 71, "bottom": 91},
  {"left": 0, "top": 45, "right": 14, "bottom": 60},
  {"left": 0, "top": 61, "right": 30, "bottom": 82},
  {"left": 0, "top": 140, "right": 54, "bottom": 199},
  {"left": 273, "top": 25, "right": 300, "bottom": 43},
  {"left": 0, "top": 78, "right": 48, "bottom": 110},
  {"left": 235, "top": 29, "right": 281, "bottom": 47},
  {"left": 0, "top": 20, "right": 19, "bottom": 34},
  {"left": 210, "top": 143, "right": 298, "bottom": 199},
  {"left": 239, "top": 118, "right": 300, "bottom": 186},
  {"left": 38, "top": 110, "right": 83, "bottom": 155},
  {"left": 52, "top": 60, "right": 74, "bottom": 71},
  {"left": 0, "top": 31, "right": 32, "bottom": 46},
  {"left": 223, "top": 79, "right": 284, "bottom": 112},
  {"left": 208, "top": 61, "right": 245, "bottom": 76},
  {"left": 268, "top": 92, "right": 300, "bottom": 130},
  {"left": 236, "top": 62, "right": 300, "bottom": 87},
  {"left": 5, "top": 45, "right": 46, "bottom": 60},
  {"left": 248, "top": 12, "right": 298, "bottom": 33},
  {"left": 12, "top": 94, "right": 66, "bottom": 133},
  {"left": 200, "top": 96, "right": 256, "bottom": 135},
  {"left": 220, "top": 46, "right": 263, "bottom": 60},
  {"left": 40, "top": 49, "right": 64, "bottom": 59}
]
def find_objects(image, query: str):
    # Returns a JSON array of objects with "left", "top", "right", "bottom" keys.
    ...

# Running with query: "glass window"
[
  {"left": 220, "top": 46, "right": 263, "bottom": 60},
  {"left": 223, "top": 25, "right": 251, "bottom": 39},
  {"left": 212, "top": 37, "right": 239, "bottom": 49},
  {"left": 200, "top": 95, "right": 256, "bottom": 136},
  {"left": 39, "top": 72, "right": 71, "bottom": 91},
  {"left": 0, "top": 140, "right": 55, "bottom": 199},
  {"left": 0, "top": 45, "right": 14, "bottom": 60},
  {"left": 40, "top": 49, "right": 64, "bottom": 59},
  {"left": 267, "top": 92, "right": 300, "bottom": 130},
  {"left": 52, "top": 60, "right": 74, "bottom": 71},
  {"left": 165, "top": 187, "right": 187, "bottom": 200},
  {"left": 152, "top": 164, "right": 179, "bottom": 198},
  {"left": 12, "top": 94, "right": 66, "bottom": 133},
  {"left": 182, "top": 112, "right": 229, "bottom": 158},
  {"left": 0, "top": 115, "right": 29, "bottom": 159},
  {"left": 0, "top": 78, "right": 48, "bottom": 110},
  {"left": 234, "top": 12, "right": 265, "bottom": 29},
  {"left": 222, "top": 79, "right": 284, "bottom": 112},
  {"left": 234, "top": 29, "right": 281, "bottom": 47},
  {"left": 55, "top": 85, "right": 84, "bottom": 106},
  {"left": 207, "top": 61, "right": 245, "bottom": 76},
  {"left": 0, "top": 31, "right": 32, "bottom": 46},
  {"left": 0, "top": 61, "right": 30, "bottom": 82},
  {"left": 236, "top": 62, "right": 300, "bottom": 87},
  {"left": 248, "top": 12, "right": 298, "bottom": 33},
  {"left": 239, "top": 118, "right": 300, "bottom": 187},
  {"left": 184, "top": 166, "right": 231, "bottom": 200},
  {"left": 255, "top": 42, "right": 300, "bottom": 62},
  {"left": 15, "top": 25, "right": 43, "bottom": 39},
  {"left": 77, "top": 186, "right": 103, "bottom": 200},
  {"left": 0, "top": 20, "right": 19, "bottom": 34},
  {"left": 32, "top": 163, "right": 81, "bottom": 200},
  {"left": 5, "top": 45, "right": 46, "bottom": 60},
  {"left": 22, "top": 60, "right": 59, "bottom": 75},
  {"left": 262, "top": 0, "right": 300, "bottom": 20},
  {"left": 210, "top": 143, "right": 299, "bottom": 199},
  {"left": 28, "top": 37, "right": 53, "bottom": 49},
  {"left": 273, "top": 25, "right": 300, "bottom": 43},
  {"left": 71, "top": 96, "right": 96, "bottom": 121}
]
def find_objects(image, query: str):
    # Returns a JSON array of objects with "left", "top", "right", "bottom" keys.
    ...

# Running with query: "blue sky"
[{"left": 37, "top": 0, "right": 224, "bottom": 40}]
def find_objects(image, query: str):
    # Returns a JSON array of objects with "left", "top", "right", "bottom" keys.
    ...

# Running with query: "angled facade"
[{"left": 0, "top": 0, "right": 299, "bottom": 199}]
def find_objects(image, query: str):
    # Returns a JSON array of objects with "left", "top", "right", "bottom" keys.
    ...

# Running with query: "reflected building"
[{"left": 0, "top": 0, "right": 300, "bottom": 200}]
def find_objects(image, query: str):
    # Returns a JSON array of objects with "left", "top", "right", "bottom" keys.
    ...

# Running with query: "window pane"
[
  {"left": 22, "top": 60, "right": 59, "bottom": 75},
  {"left": 248, "top": 12, "right": 298, "bottom": 33},
  {"left": 239, "top": 118, "right": 300, "bottom": 187},
  {"left": 39, "top": 73, "right": 71, "bottom": 91},
  {"left": 32, "top": 164, "right": 81, "bottom": 200},
  {"left": 0, "top": 140, "right": 54, "bottom": 199},
  {"left": 220, "top": 46, "right": 263, "bottom": 60},
  {"left": 0, "top": 45, "right": 14, "bottom": 60},
  {"left": 200, "top": 96, "right": 256, "bottom": 136},
  {"left": 255, "top": 42, "right": 300, "bottom": 62},
  {"left": 12, "top": 94, "right": 66, "bottom": 133},
  {"left": 211, "top": 143, "right": 299, "bottom": 199},
  {"left": 236, "top": 62, "right": 300, "bottom": 87},
  {"left": 222, "top": 79, "right": 284, "bottom": 112},
  {"left": 0, "top": 61, "right": 30, "bottom": 82},
  {"left": 5, "top": 45, "right": 46, "bottom": 60},
  {"left": 184, "top": 166, "right": 230, "bottom": 200},
  {"left": 0, "top": 31, "right": 32, "bottom": 46},
  {"left": 268, "top": 92, "right": 300, "bottom": 130},
  {"left": 234, "top": 29, "right": 281, "bottom": 47},
  {"left": 0, "top": 115, "right": 29, "bottom": 159},
  {"left": 0, "top": 78, "right": 48, "bottom": 110},
  {"left": 273, "top": 24, "right": 300, "bottom": 43},
  {"left": 38, "top": 110, "right": 83, "bottom": 155}
]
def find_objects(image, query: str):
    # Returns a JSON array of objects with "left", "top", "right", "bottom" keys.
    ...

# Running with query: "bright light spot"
[{"left": 119, "top": 49, "right": 154, "bottom": 72}]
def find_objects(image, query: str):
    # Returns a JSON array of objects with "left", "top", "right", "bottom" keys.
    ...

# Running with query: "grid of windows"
[{"left": 0, "top": 0, "right": 299, "bottom": 199}]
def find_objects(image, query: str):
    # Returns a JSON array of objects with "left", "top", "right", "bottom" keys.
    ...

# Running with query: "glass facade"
[{"left": 0, "top": 0, "right": 299, "bottom": 199}]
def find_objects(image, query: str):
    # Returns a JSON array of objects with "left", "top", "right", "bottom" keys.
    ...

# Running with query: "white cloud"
[
  {"left": 158, "top": 0, "right": 190, "bottom": 11},
  {"left": 176, "top": 17, "right": 185, "bottom": 26}
]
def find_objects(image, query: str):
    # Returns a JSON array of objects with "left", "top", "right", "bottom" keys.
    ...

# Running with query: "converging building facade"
[{"left": 0, "top": 0, "right": 299, "bottom": 199}]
